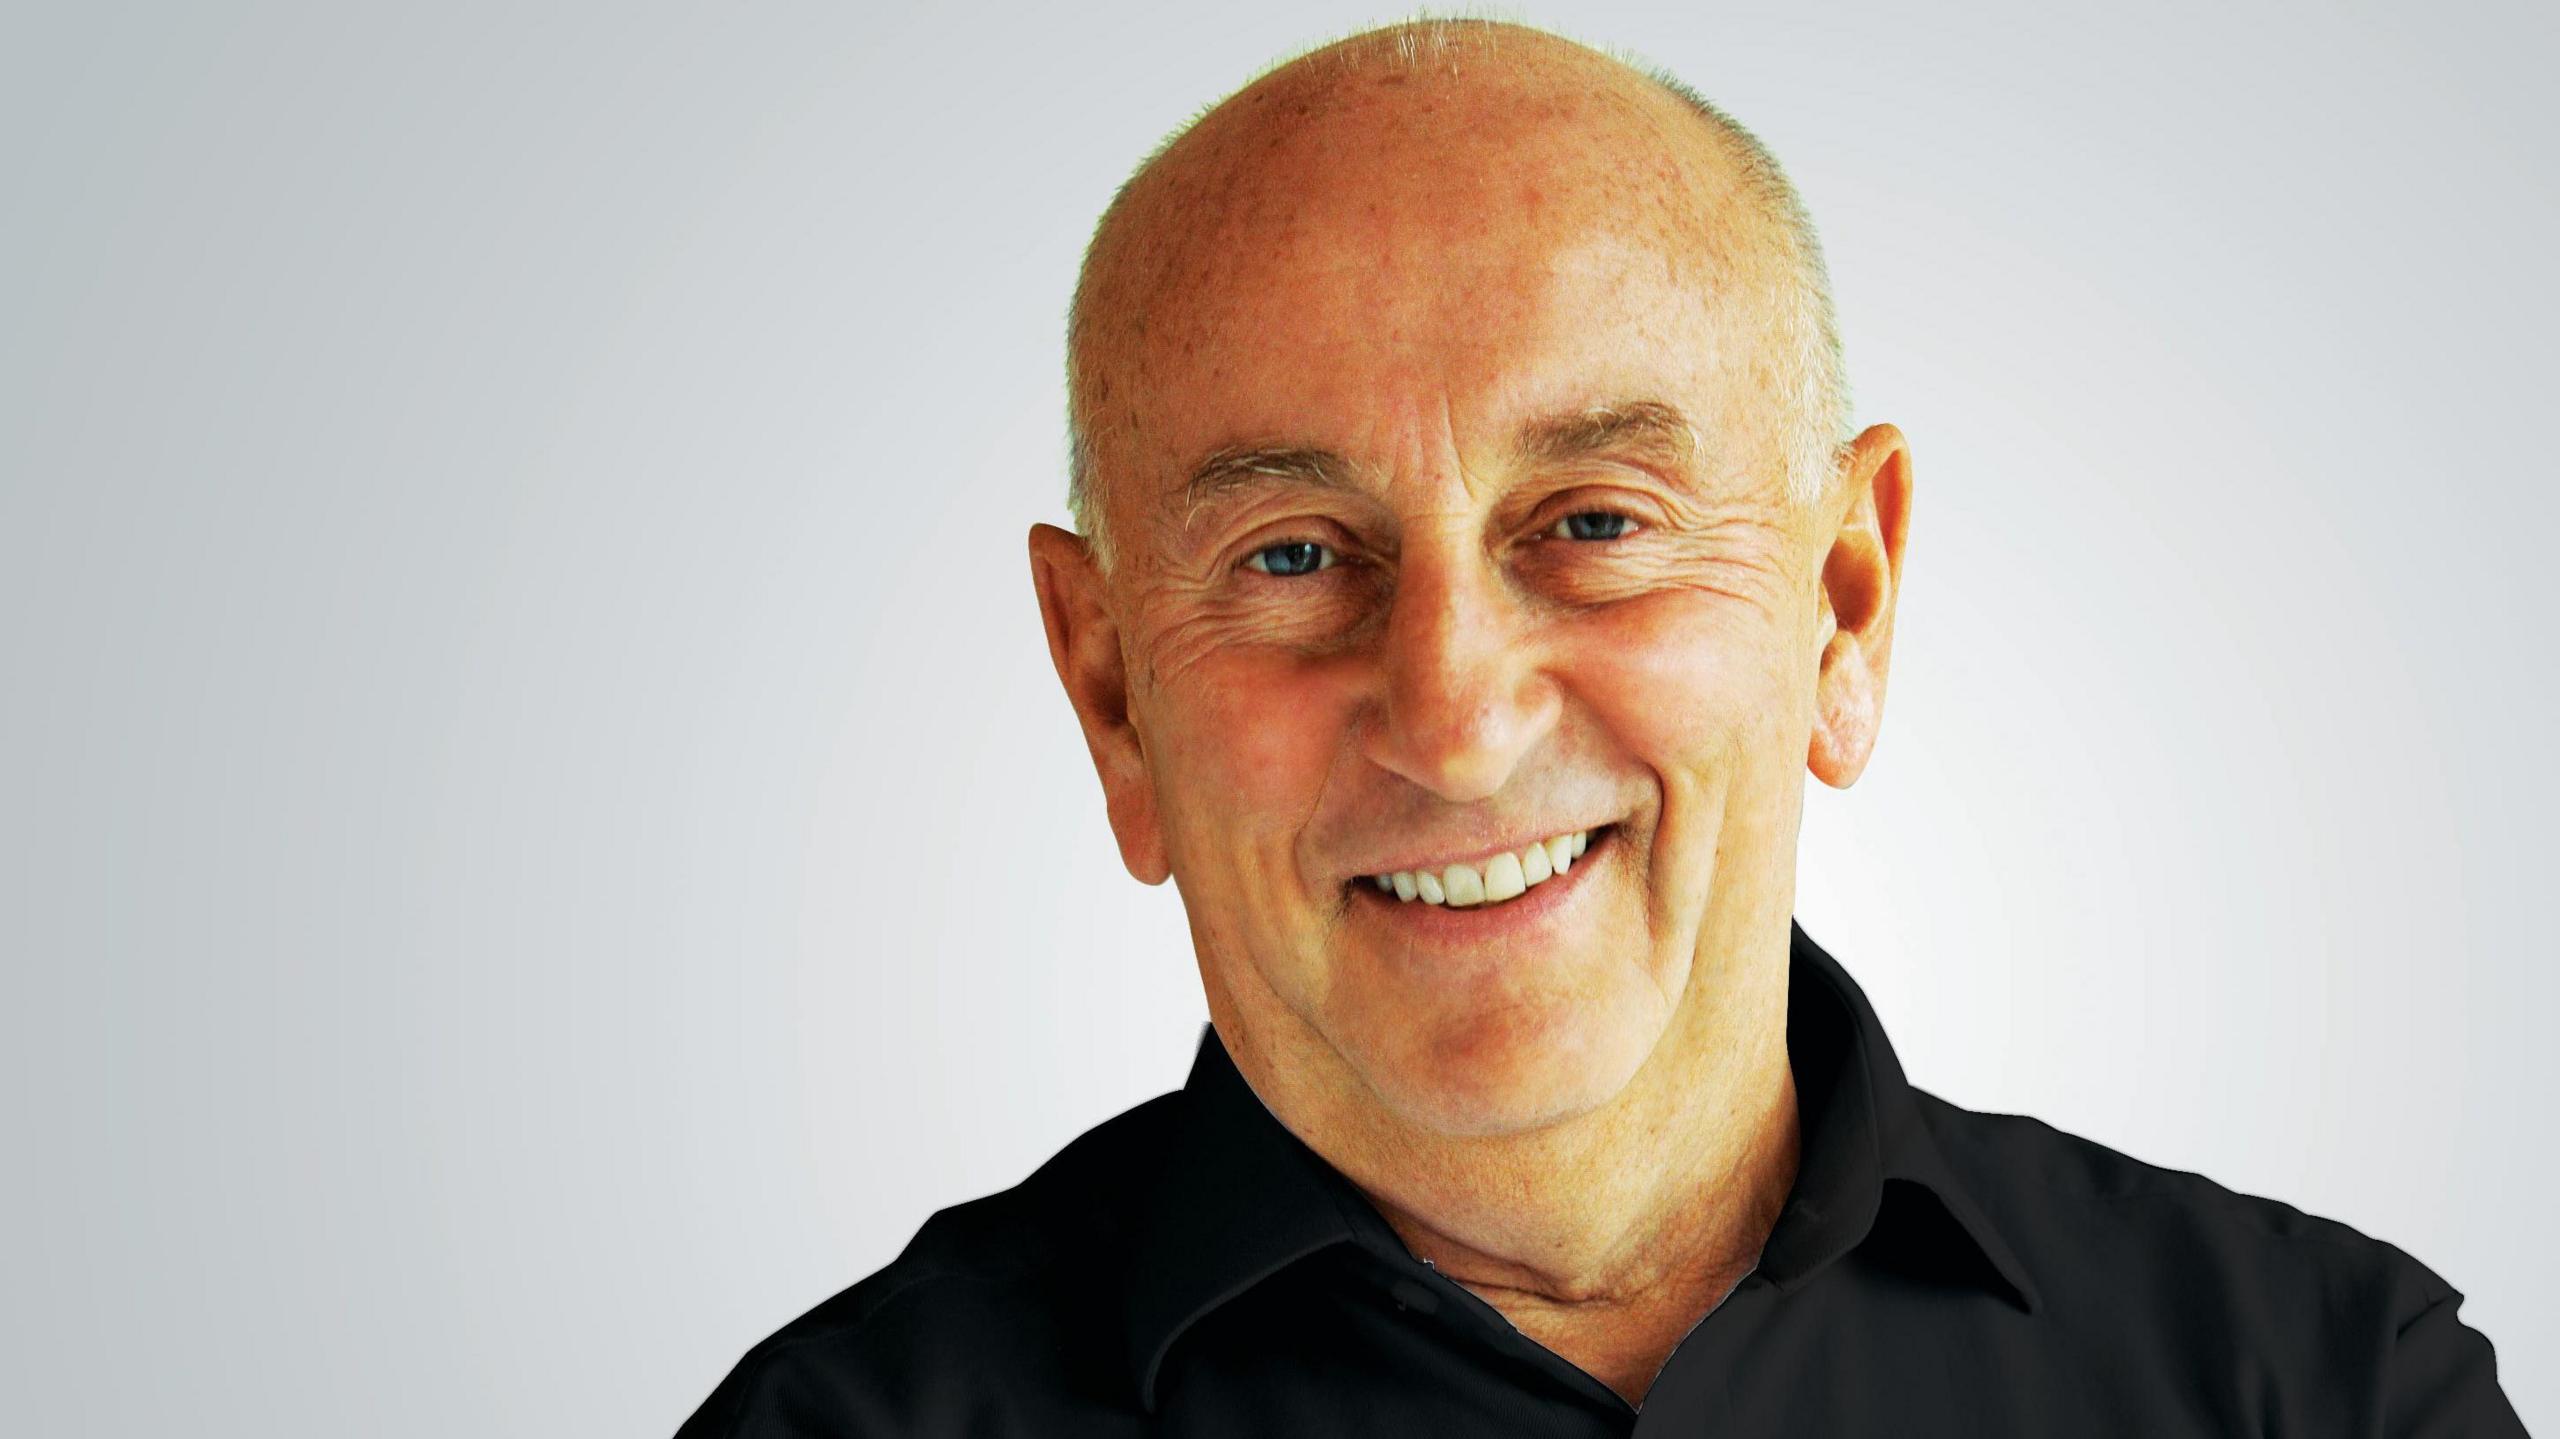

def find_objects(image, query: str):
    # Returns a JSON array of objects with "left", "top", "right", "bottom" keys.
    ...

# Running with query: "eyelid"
[
  {"left": 1222, "top": 493, "right": 1659, "bottom": 573},
  {"left": 1243, "top": 539, "right": 1339, "bottom": 575},
  {"left": 1227, "top": 513, "right": 1363, "bottom": 568},
  {"left": 1541, "top": 507, "right": 1647, "bottom": 540}
]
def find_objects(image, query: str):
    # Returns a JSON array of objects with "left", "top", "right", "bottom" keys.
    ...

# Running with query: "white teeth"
[
  {"left": 1442, "top": 862, "right": 1486, "bottom": 906},
  {"left": 1370, "top": 828, "right": 1599, "bottom": 908},
  {"left": 1521, "top": 840, "right": 1552, "bottom": 885}
]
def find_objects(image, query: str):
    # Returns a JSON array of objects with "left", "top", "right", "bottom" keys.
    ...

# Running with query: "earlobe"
[
  {"left": 1027, "top": 524, "right": 1171, "bottom": 884},
  {"left": 1808, "top": 626, "right": 1881, "bottom": 787}
]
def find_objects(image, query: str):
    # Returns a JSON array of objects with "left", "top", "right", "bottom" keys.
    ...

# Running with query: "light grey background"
[{"left": 6, "top": 2, "right": 2551, "bottom": 1434}]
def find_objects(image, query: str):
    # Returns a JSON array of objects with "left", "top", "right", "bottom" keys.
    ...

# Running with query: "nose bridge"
[{"left": 1368, "top": 524, "right": 1556, "bottom": 802}]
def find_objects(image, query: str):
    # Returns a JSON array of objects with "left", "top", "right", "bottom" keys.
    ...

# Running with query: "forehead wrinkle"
[{"left": 1176, "top": 396, "right": 1727, "bottom": 540}]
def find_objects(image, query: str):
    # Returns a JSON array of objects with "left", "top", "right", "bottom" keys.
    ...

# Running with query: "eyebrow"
[
  {"left": 1517, "top": 399, "right": 1708, "bottom": 474},
  {"left": 1176, "top": 398, "right": 1712, "bottom": 522},
  {"left": 1182, "top": 445, "right": 1364, "bottom": 519}
]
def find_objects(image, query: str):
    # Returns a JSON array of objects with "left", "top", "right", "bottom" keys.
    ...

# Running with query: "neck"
[
  {"left": 1216, "top": 922, "right": 1803, "bottom": 1402},
  {"left": 1364, "top": 1035, "right": 1795, "bottom": 1307}
]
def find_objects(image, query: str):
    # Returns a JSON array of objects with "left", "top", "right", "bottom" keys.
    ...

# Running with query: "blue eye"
[
  {"left": 1551, "top": 511, "right": 1637, "bottom": 541},
  {"left": 1246, "top": 540, "right": 1336, "bottom": 576}
]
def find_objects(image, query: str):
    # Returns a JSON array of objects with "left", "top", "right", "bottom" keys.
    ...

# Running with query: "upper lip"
[{"left": 1337, "top": 822, "right": 1607, "bottom": 883}]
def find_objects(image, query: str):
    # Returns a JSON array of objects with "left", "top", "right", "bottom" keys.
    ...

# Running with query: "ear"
[
  {"left": 1808, "top": 424, "right": 1914, "bottom": 789},
  {"left": 1028, "top": 523, "right": 1171, "bottom": 884}
]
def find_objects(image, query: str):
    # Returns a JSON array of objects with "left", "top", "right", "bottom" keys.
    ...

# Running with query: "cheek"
[
  {"left": 1567, "top": 590, "right": 1805, "bottom": 764},
  {"left": 1147, "top": 649, "right": 1352, "bottom": 846}
]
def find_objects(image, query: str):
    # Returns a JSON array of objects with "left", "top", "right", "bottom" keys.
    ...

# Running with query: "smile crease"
[{"left": 1367, "top": 829, "right": 1593, "bottom": 909}]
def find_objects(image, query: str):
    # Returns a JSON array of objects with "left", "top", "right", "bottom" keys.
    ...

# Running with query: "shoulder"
[
  {"left": 1905, "top": 1088, "right": 2531, "bottom": 1430},
  {"left": 1908, "top": 1085, "right": 2471, "bottom": 1354},
  {"left": 1912, "top": 1084, "right": 2446, "bottom": 1280},
  {"left": 673, "top": 1090, "right": 1186, "bottom": 1437},
  {"left": 1901, "top": 1089, "right": 2525, "bottom": 1431}
]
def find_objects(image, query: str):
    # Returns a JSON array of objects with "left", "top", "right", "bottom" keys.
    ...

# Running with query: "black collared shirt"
[{"left": 675, "top": 920, "right": 2528, "bottom": 1435}]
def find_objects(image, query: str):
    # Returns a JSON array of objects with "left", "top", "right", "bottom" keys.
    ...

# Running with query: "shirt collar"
[
  {"left": 1755, "top": 917, "right": 2042, "bottom": 1316},
  {"left": 1120, "top": 917, "right": 2042, "bottom": 1411}
]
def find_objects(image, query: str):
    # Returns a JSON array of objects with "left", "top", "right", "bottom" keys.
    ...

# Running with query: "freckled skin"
[{"left": 1030, "top": 25, "right": 1912, "bottom": 1405}]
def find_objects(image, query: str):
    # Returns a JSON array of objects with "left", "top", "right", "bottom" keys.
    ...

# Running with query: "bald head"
[{"left": 1064, "top": 20, "right": 1850, "bottom": 572}]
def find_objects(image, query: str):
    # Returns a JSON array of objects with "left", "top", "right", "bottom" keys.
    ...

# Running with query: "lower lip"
[{"left": 1346, "top": 827, "right": 1613, "bottom": 936}]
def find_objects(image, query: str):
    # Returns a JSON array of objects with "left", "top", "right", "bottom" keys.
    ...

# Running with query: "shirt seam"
[{"left": 701, "top": 1271, "right": 1004, "bottom": 1437}]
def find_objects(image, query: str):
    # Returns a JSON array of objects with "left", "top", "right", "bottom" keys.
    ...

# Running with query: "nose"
[{"left": 1360, "top": 537, "right": 1561, "bottom": 803}]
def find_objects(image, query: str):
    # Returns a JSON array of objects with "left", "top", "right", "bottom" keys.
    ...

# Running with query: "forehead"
[
  {"left": 1097, "top": 63, "right": 1772, "bottom": 496},
  {"left": 1167, "top": 229, "right": 1731, "bottom": 453}
]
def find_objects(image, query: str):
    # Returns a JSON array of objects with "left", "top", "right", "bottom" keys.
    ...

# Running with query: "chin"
[{"left": 1359, "top": 992, "right": 1662, "bottom": 1139}]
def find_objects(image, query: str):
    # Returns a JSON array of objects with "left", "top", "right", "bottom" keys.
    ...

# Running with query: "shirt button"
[{"left": 1387, "top": 1277, "right": 1441, "bottom": 1314}]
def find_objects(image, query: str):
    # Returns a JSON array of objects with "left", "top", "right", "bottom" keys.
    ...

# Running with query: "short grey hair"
[{"left": 1063, "top": 18, "right": 1854, "bottom": 572}]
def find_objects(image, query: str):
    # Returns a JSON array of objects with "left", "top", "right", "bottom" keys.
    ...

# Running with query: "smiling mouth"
[{"left": 1358, "top": 825, "right": 1610, "bottom": 910}]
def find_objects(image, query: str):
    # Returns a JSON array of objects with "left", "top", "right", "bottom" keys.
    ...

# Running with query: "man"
[{"left": 677, "top": 19, "right": 2526, "bottom": 1436}]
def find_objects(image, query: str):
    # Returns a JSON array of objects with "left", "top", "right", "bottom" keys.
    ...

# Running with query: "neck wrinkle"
[{"left": 1349, "top": 1013, "right": 1799, "bottom": 1312}]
